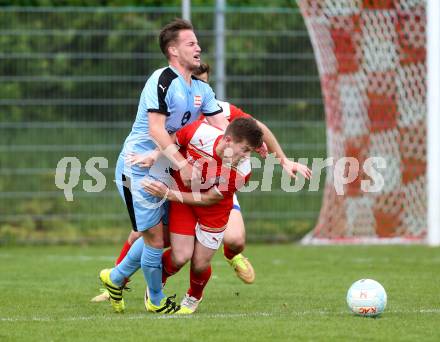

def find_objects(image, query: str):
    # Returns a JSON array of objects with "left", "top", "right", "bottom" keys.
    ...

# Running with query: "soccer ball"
[{"left": 346, "top": 279, "right": 387, "bottom": 317}]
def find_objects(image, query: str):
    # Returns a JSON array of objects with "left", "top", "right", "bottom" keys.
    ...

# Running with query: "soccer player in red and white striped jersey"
[{"left": 143, "top": 116, "right": 264, "bottom": 313}]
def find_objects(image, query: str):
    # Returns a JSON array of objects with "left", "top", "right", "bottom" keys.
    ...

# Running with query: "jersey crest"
[{"left": 194, "top": 95, "right": 202, "bottom": 108}]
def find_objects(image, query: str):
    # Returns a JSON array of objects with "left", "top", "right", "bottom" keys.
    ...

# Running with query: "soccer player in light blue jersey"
[{"left": 99, "top": 18, "right": 228, "bottom": 314}]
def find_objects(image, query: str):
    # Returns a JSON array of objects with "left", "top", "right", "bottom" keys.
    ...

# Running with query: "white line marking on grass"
[
  {"left": 0, "top": 312, "right": 272, "bottom": 323},
  {"left": 310, "top": 308, "right": 440, "bottom": 315},
  {"left": 418, "top": 309, "right": 440, "bottom": 313},
  {"left": 2, "top": 309, "right": 440, "bottom": 323}
]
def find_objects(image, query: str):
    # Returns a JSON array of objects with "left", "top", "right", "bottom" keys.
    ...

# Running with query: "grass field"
[{"left": 1, "top": 244, "right": 440, "bottom": 341}]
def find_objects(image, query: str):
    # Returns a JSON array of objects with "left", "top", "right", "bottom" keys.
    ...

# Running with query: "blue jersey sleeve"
[
  {"left": 144, "top": 68, "right": 176, "bottom": 116},
  {"left": 200, "top": 83, "right": 223, "bottom": 116}
]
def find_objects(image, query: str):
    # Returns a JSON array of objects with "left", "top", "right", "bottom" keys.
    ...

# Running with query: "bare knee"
[
  {"left": 142, "top": 223, "right": 164, "bottom": 248},
  {"left": 144, "top": 235, "right": 163, "bottom": 249},
  {"left": 171, "top": 249, "right": 192, "bottom": 268},
  {"left": 224, "top": 232, "right": 245, "bottom": 253},
  {"left": 223, "top": 211, "right": 246, "bottom": 252},
  {"left": 127, "top": 231, "right": 142, "bottom": 245},
  {"left": 191, "top": 259, "right": 210, "bottom": 274}
]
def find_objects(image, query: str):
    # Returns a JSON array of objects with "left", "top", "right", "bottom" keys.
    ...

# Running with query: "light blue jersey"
[
  {"left": 111, "top": 64, "right": 222, "bottom": 308},
  {"left": 121, "top": 66, "right": 222, "bottom": 164}
]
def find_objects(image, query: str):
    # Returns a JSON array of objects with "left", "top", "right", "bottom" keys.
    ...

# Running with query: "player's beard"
[
  {"left": 184, "top": 54, "right": 200, "bottom": 72},
  {"left": 188, "top": 61, "right": 200, "bottom": 72}
]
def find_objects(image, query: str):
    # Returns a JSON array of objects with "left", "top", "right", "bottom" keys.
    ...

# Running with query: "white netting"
[{"left": 299, "top": 0, "right": 427, "bottom": 243}]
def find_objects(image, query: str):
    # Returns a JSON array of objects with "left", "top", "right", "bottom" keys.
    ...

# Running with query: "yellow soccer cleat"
[
  {"left": 143, "top": 282, "right": 166, "bottom": 309},
  {"left": 176, "top": 294, "right": 202, "bottom": 315},
  {"left": 90, "top": 288, "right": 110, "bottom": 302},
  {"left": 145, "top": 294, "right": 180, "bottom": 314},
  {"left": 226, "top": 253, "right": 255, "bottom": 284},
  {"left": 99, "top": 268, "right": 125, "bottom": 313}
]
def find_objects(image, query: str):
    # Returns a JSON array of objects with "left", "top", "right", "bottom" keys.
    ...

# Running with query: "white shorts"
[{"left": 195, "top": 223, "right": 224, "bottom": 250}]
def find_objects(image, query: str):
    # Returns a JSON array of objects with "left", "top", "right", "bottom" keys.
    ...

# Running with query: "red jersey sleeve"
[
  {"left": 229, "top": 104, "right": 252, "bottom": 121},
  {"left": 175, "top": 127, "right": 190, "bottom": 147}
]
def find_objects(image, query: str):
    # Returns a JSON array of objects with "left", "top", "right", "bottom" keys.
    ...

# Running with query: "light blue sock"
[
  {"left": 141, "top": 244, "right": 165, "bottom": 306},
  {"left": 110, "top": 238, "right": 143, "bottom": 286}
]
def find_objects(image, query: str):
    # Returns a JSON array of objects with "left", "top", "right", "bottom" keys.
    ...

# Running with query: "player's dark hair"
[
  {"left": 159, "top": 18, "right": 194, "bottom": 58},
  {"left": 225, "top": 117, "right": 263, "bottom": 150},
  {"left": 193, "top": 63, "right": 210, "bottom": 77}
]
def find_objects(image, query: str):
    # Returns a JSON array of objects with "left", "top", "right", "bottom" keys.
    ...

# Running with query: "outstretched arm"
[{"left": 257, "top": 120, "right": 312, "bottom": 180}]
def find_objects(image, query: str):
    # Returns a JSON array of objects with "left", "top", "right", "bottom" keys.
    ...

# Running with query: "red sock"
[
  {"left": 115, "top": 240, "right": 132, "bottom": 266},
  {"left": 162, "top": 248, "right": 181, "bottom": 285},
  {"left": 223, "top": 244, "right": 240, "bottom": 260},
  {"left": 188, "top": 265, "right": 212, "bottom": 300}
]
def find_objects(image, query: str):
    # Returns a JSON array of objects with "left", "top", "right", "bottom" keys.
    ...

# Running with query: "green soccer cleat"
[
  {"left": 145, "top": 294, "right": 180, "bottom": 314},
  {"left": 176, "top": 293, "right": 202, "bottom": 315},
  {"left": 226, "top": 253, "right": 256, "bottom": 284},
  {"left": 99, "top": 268, "right": 125, "bottom": 313},
  {"left": 90, "top": 288, "right": 110, "bottom": 303}
]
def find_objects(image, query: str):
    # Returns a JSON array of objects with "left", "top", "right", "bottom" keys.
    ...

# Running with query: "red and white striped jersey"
[{"left": 175, "top": 120, "right": 251, "bottom": 198}]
